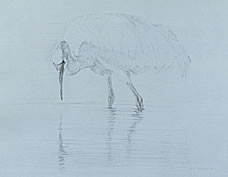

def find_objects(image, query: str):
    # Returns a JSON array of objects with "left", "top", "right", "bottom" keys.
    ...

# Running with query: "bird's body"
[
  {"left": 52, "top": 13, "right": 191, "bottom": 110},
  {"left": 64, "top": 13, "right": 190, "bottom": 76}
]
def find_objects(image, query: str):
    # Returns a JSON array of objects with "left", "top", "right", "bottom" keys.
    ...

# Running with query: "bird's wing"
[{"left": 64, "top": 13, "right": 190, "bottom": 76}]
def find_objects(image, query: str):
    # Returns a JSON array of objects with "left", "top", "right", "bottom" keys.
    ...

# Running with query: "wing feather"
[{"left": 64, "top": 13, "right": 190, "bottom": 76}]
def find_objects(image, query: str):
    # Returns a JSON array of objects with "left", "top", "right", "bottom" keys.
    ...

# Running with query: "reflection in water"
[
  {"left": 106, "top": 108, "right": 144, "bottom": 163},
  {"left": 127, "top": 110, "right": 143, "bottom": 158},
  {"left": 106, "top": 108, "right": 117, "bottom": 163},
  {"left": 56, "top": 105, "right": 189, "bottom": 172},
  {"left": 58, "top": 115, "right": 68, "bottom": 168},
  {"left": 105, "top": 107, "right": 189, "bottom": 169}
]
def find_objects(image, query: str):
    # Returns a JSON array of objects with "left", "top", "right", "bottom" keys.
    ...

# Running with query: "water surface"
[{"left": 0, "top": 100, "right": 227, "bottom": 177}]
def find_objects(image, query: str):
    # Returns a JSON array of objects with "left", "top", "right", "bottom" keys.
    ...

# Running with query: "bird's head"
[{"left": 51, "top": 40, "right": 80, "bottom": 100}]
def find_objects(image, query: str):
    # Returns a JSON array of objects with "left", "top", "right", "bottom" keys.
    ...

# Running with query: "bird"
[{"left": 52, "top": 13, "right": 191, "bottom": 111}]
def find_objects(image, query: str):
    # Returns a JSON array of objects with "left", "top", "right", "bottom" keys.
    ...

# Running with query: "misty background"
[
  {"left": 0, "top": 1, "right": 228, "bottom": 177},
  {"left": 0, "top": 0, "right": 227, "bottom": 104}
]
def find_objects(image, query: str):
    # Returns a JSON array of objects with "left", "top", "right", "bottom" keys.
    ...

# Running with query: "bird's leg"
[
  {"left": 107, "top": 76, "right": 115, "bottom": 108},
  {"left": 127, "top": 81, "right": 144, "bottom": 111},
  {"left": 113, "top": 70, "right": 144, "bottom": 110}
]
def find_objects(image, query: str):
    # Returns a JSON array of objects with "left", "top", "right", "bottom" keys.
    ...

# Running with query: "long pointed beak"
[{"left": 57, "top": 60, "right": 66, "bottom": 101}]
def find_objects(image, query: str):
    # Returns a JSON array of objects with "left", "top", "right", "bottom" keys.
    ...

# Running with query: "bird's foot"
[{"left": 136, "top": 98, "right": 144, "bottom": 111}]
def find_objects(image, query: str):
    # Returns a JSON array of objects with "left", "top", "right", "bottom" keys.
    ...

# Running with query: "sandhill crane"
[{"left": 52, "top": 13, "right": 191, "bottom": 111}]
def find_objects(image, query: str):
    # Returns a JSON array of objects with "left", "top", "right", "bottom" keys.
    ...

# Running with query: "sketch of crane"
[{"left": 52, "top": 13, "right": 191, "bottom": 111}]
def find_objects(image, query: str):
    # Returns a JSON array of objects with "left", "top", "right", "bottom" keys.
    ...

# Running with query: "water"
[{"left": 1, "top": 98, "right": 227, "bottom": 177}]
